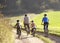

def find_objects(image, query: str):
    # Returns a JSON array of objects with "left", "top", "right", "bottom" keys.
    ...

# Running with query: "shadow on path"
[{"left": 36, "top": 31, "right": 60, "bottom": 43}]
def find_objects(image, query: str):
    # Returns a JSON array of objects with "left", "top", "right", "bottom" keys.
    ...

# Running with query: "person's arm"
[{"left": 48, "top": 18, "right": 49, "bottom": 25}]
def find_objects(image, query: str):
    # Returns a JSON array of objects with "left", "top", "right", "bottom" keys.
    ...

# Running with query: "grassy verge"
[
  {"left": 36, "top": 35, "right": 54, "bottom": 43},
  {"left": 33, "top": 11, "right": 60, "bottom": 36},
  {"left": 0, "top": 17, "right": 15, "bottom": 43}
]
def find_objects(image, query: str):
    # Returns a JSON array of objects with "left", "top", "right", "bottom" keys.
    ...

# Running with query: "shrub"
[{"left": 0, "top": 14, "right": 15, "bottom": 43}]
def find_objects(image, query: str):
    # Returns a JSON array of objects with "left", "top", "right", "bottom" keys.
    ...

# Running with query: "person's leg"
[
  {"left": 17, "top": 30, "right": 20, "bottom": 38},
  {"left": 44, "top": 24, "right": 45, "bottom": 34},
  {"left": 27, "top": 24, "right": 30, "bottom": 35},
  {"left": 33, "top": 28, "right": 36, "bottom": 37},
  {"left": 46, "top": 24, "right": 48, "bottom": 36},
  {"left": 27, "top": 24, "right": 30, "bottom": 30},
  {"left": 45, "top": 23, "right": 49, "bottom": 37},
  {"left": 44, "top": 23, "right": 47, "bottom": 37},
  {"left": 19, "top": 29, "right": 21, "bottom": 36},
  {"left": 17, "top": 29, "right": 19, "bottom": 34},
  {"left": 31, "top": 28, "right": 33, "bottom": 35},
  {"left": 28, "top": 24, "right": 30, "bottom": 33},
  {"left": 24, "top": 23, "right": 26, "bottom": 30},
  {"left": 18, "top": 29, "right": 21, "bottom": 39}
]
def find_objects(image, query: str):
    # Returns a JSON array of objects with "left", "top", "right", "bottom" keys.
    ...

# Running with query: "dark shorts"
[
  {"left": 44, "top": 22, "right": 49, "bottom": 32},
  {"left": 17, "top": 28, "right": 21, "bottom": 35},
  {"left": 44, "top": 22, "right": 49, "bottom": 24},
  {"left": 31, "top": 28, "right": 36, "bottom": 32},
  {"left": 24, "top": 23, "right": 30, "bottom": 29}
]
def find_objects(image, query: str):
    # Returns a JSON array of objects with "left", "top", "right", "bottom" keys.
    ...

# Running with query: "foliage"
[{"left": 0, "top": 14, "right": 15, "bottom": 43}]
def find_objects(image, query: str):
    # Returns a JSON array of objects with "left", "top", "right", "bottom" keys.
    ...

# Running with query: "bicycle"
[
  {"left": 31, "top": 28, "right": 36, "bottom": 37},
  {"left": 41, "top": 23, "right": 49, "bottom": 37},
  {"left": 25, "top": 26, "right": 30, "bottom": 36}
]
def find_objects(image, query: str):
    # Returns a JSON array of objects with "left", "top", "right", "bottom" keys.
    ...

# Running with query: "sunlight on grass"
[
  {"left": 10, "top": 11, "right": 60, "bottom": 36},
  {"left": 33, "top": 11, "right": 60, "bottom": 36},
  {"left": 10, "top": 14, "right": 37, "bottom": 26},
  {"left": 36, "top": 35, "right": 55, "bottom": 43}
]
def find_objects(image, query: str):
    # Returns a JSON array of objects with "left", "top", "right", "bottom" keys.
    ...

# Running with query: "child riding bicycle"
[
  {"left": 41, "top": 14, "right": 49, "bottom": 37},
  {"left": 31, "top": 20, "right": 36, "bottom": 37},
  {"left": 14, "top": 20, "right": 22, "bottom": 39}
]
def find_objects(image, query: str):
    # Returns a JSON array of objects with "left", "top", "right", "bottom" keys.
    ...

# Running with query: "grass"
[
  {"left": 33, "top": 11, "right": 60, "bottom": 36},
  {"left": 10, "top": 14, "right": 37, "bottom": 26},
  {"left": 0, "top": 16, "right": 15, "bottom": 43},
  {"left": 36, "top": 35, "right": 54, "bottom": 43},
  {"left": 0, "top": 11, "right": 60, "bottom": 43},
  {"left": 10, "top": 11, "right": 60, "bottom": 36},
  {"left": 9, "top": 11, "right": 60, "bottom": 43}
]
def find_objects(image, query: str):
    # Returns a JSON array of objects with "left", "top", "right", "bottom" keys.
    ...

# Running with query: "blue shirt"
[{"left": 42, "top": 17, "right": 49, "bottom": 22}]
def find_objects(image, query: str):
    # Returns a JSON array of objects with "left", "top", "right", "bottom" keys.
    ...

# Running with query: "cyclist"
[
  {"left": 23, "top": 14, "right": 30, "bottom": 35},
  {"left": 31, "top": 20, "right": 36, "bottom": 37},
  {"left": 14, "top": 20, "right": 22, "bottom": 39},
  {"left": 41, "top": 14, "right": 49, "bottom": 37}
]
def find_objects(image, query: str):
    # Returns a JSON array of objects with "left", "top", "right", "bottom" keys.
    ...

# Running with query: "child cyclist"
[
  {"left": 14, "top": 20, "right": 22, "bottom": 39},
  {"left": 31, "top": 20, "right": 36, "bottom": 37},
  {"left": 41, "top": 14, "right": 49, "bottom": 37}
]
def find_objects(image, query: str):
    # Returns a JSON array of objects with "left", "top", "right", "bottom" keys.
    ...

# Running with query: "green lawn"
[
  {"left": 33, "top": 11, "right": 60, "bottom": 36},
  {"left": 9, "top": 11, "right": 60, "bottom": 43},
  {"left": 10, "top": 11, "right": 60, "bottom": 36},
  {"left": 36, "top": 35, "right": 54, "bottom": 43}
]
